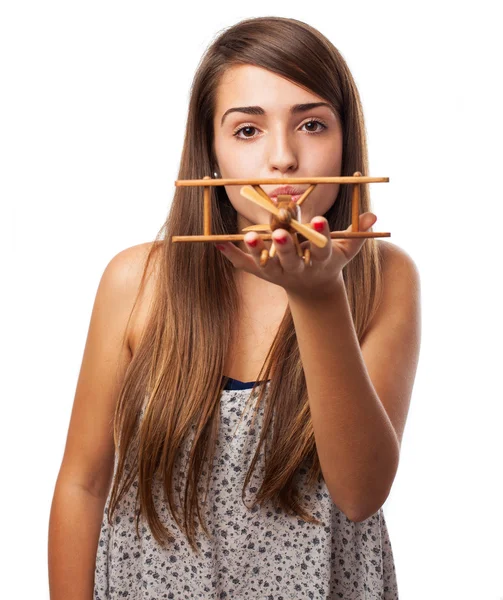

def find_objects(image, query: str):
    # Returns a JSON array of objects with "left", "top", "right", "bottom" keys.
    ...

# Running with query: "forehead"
[{"left": 214, "top": 64, "right": 324, "bottom": 112}]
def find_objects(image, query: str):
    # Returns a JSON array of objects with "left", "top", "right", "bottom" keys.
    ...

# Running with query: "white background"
[{"left": 2, "top": 1, "right": 502, "bottom": 598}]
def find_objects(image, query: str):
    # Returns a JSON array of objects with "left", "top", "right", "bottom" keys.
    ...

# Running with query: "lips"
[{"left": 268, "top": 185, "right": 307, "bottom": 203}]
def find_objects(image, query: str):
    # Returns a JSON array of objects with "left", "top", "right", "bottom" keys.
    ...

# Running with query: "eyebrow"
[{"left": 220, "top": 102, "right": 334, "bottom": 126}]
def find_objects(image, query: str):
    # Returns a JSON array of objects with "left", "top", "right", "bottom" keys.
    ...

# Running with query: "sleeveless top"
[{"left": 94, "top": 378, "right": 399, "bottom": 599}]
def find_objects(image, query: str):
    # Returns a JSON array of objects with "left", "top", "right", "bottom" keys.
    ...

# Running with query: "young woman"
[{"left": 49, "top": 16, "right": 421, "bottom": 600}]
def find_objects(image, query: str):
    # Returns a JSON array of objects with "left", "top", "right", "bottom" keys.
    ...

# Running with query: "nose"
[{"left": 266, "top": 130, "right": 298, "bottom": 175}]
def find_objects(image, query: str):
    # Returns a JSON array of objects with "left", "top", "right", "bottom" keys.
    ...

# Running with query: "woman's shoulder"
[
  {"left": 377, "top": 239, "right": 419, "bottom": 277},
  {"left": 373, "top": 239, "right": 421, "bottom": 321},
  {"left": 105, "top": 241, "right": 162, "bottom": 295},
  {"left": 116, "top": 240, "right": 163, "bottom": 265},
  {"left": 106, "top": 241, "right": 163, "bottom": 357}
]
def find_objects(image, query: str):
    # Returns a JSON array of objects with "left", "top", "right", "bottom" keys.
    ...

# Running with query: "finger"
[
  {"left": 243, "top": 232, "right": 269, "bottom": 267},
  {"left": 243, "top": 232, "right": 281, "bottom": 273},
  {"left": 214, "top": 241, "right": 260, "bottom": 273},
  {"left": 347, "top": 212, "right": 377, "bottom": 239},
  {"left": 310, "top": 217, "right": 332, "bottom": 262},
  {"left": 271, "top": 228, "right": 304, "bottom": 272},
  {"left": 356, "top": 212, "right": 377, "bottom": 232},
  {"left": 338, "top": 212, "right": 378, "bottom": 261}
]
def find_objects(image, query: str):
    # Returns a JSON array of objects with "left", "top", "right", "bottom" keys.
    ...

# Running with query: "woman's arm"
[
  {"left": 287, "top": 242, "right": 421, "bottom": 522},
  {"left": 48, "top": 483, "right": 108, "bottom": 599},
  {"left": 48, "top": 243, "right": 151, "bottom": 598}
]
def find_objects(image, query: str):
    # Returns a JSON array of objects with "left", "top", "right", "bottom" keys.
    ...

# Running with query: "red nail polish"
[
  {"left": 313, "top": 221, "right": 324, "bottom": 232},
  {"left": 246, "top": 238, "right": 258, "bottom": 248},
  {"left": 275, "top": 236, "right": 287, "bottom": 245},
  {"left": 215, "top": 244, "right": 226, "bottom": 251}
]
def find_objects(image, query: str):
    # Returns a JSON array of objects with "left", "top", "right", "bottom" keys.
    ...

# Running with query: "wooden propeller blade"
[
  {"left": 241, "top": 224, "right": 272, "bottom": 232},
  {"left": 240, "top": 185, "right": 280, "bottom": 217},
  {"left": 240, "top": 185, "right": 327, "bottom": 248},
  {"left": 243, "top": 222, "right": 316, "bottom": 232},
  {"left": 289, "top": 220, "right": 328, "bottom": 248}
]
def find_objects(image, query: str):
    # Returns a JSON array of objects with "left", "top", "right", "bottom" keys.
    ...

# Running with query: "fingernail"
[
  {"left": 215, "top": 244, "right": 226, "bottom": 251},
  {"left": 275, "top": 236, "right": 288, "bottom": 245},
  {"left": 246, "top": 238, "right": 258, "bottom": 248},
  {"left": 313, "top": 220, "right": 324, "bottom": 232}
]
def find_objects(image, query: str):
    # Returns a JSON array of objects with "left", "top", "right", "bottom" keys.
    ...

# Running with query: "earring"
[{"left": 213, "top": 171, "right": 219, "bottom": 178}]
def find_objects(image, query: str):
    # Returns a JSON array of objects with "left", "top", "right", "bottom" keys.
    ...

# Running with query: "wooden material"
[
  {"left": 260, "top": 248, "right": 269, "bottom": 266},
  {"left": 352, "top": 171, "right": 362, "bottom": 232},
  {"left": 172, "top": 232, "right": 389, "bottom": 242},
  {"left": 262, "top": 194, "right": 305, "bottom": 266},
  {"left": 171, "top": 173, "right": 391, "bottom": 244},
  {"left": 241, "top": 224, "right": 278, "bottom": 231},
  {"left": 175, "top": 176, "right": 388, "bottom": 186},
  {"left": 296, "top": 184, "right": 316, "bottom": 207},
  {"left": 240, "top": 186, "right": 327, "bottom": 248},
  {"left": 203, "top": 175, "right": 211, "bottom": 236},
  {"left": 252, "top": 184, "right": 274, "bottom": 203}
]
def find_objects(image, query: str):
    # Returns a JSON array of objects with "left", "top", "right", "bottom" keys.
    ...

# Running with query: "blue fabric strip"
[{"left": 222, "top": 376, "right": 270, "bottom": 390}]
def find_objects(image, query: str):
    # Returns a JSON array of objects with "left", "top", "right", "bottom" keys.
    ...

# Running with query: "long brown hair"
[{"left": 107, "top": 16, "right": 384, "bottom": 555}]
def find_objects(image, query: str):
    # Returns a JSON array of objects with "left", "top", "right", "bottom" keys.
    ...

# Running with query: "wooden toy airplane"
[{"left": 172, "top": 172, "right": 390, "bottom": 266}]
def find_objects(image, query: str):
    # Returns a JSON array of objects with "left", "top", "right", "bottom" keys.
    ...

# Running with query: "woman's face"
[{"left": 212, "top": 64, "right": 343, "bottom": 247}]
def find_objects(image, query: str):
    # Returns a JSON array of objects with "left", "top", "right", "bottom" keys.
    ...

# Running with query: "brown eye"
[
  {"left": 234, "top": 126, "right": 257, "bottom": 139},
  {"left": 303, "top": 120, "right": 326, "bottom": 133}
]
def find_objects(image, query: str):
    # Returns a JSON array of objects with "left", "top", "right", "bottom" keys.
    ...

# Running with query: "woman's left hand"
[{"left": 215, "top": 212, "right": 378, "bottom": 300}]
